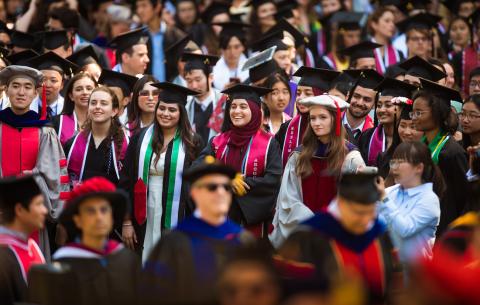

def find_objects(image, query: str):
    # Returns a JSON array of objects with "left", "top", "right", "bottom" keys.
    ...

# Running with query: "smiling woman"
[
  {"left": 118, "top": 82, "right": 202, "bottom": 260},
  {"left": 194, "top": 84, "right": 282, "bottom": 238},
  {"left": 64, "top": 86, "right": 129, "bottom": 187}
]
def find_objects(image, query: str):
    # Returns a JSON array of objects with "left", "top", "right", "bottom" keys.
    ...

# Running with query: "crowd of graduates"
[{"left": 1, "top": 0, "right": 480, "bottom": 304}]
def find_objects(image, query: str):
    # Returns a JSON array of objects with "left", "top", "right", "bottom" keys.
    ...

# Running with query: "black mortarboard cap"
[
  {"left": 330, "top": 11, "right": 364, "bottom": 31},
  {"left": 151, "top": 82, "right": 200, "bottom": 106},
  {"left": 331, "top": 72, "right": 355, "bottom": 96},
  {"left": 274, "top": 0, "right": 299, "bottom": 20},
  {"left": 11, "top": 30, "right": 37, "bottom": 49},
  {"left": 396, "top": 12, "right": 441, "bottom": 33},
  {"left": 6, "top": 49, "right": 39, "bottom": 65},
  {"left": 108, "top": 27, "right": 149, "bottom": 54},
  {"left": 339, "top": 41, "right": 382, "bottom": 61},
  {"left": 181, "top": 52, "right": 220, "bottom": 70},
  {"left": 201, "top": 1, "right": 230, "bottom": 23},
  {"left": 214, "top": 21, "right": 250, "bottom": 41},
  {"left": 397, "top": 0, "right": 432, "bottom": 15},
  {"left": 98, "top": 69, "right": 138, "bottom": 97},
  {"left": 222, "top": 84, "right": 272, "bottom": 104},
  {"left": 375, "top": 77, "right": 417, "bottom": 98},
  {"left": 293, "top": 66, "right": 341, "bottom": 91},
  {"left": 183, "top": 156, "right": 237, "bottom": 183},
  {"left": 27, "top": 51, "right": 78, "bottom": 76},
  {"left": 469, "top": 8, "right": 480, "bottom": 26},
  {"left": 343, "top": 69, "right": 384, "bottom": 90},
  {"left": 399, "top": 102, "right": 413, "bottom": 120},
  {"left": 398, "top": 55, "right": 446, "bottom": 81},
  {"left": 442, "top": 0, "right": 475, "bottom": 16},
  {"left": 242, "top": 46, "right": 278, "bottom": 83},
  {"left": 0, "top": 175, "right": 42, "bottom": 209},
  {"left": 418, "top": 78, "right": 462, "bottom": 106},
  {"left": 66, "top": 45, "right": 99, "bottom": 67},
  {"left": 267, "top": 18, "right": 309, "bottom": 48},
  {"left": 338, "top": 173, "right": 381, "bottom": 204},
  {"left": 165, "top": 34, "right": 190, "bottom": 55},
  {"left": 41, "top": 30, "right": 70, "bottom": 50},
  {"left": 384, "top": 63, "right": 406, "bottom": 79},
  {"left": 251, "top": 30, "right": 289, "bottom": 52}
]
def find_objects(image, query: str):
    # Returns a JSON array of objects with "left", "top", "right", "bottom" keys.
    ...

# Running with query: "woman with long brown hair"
[
  {"left": 64, "top": 86, "right": 129, "bottom": 186},
  {"left": 119, "top": 82, "right": 202, "bottom": 260},
  {"left": 270, "top": 94, "right": 365, "bottom": 247},
  {"left": 126, "top": 74, "right": 159, "bottom": 137}
]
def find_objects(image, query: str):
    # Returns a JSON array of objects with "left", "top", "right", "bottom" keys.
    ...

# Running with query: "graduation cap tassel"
[
  {"left": 373, "top": 92, "right": 379, "bottom": 128},
  {"left": 335, "top": 101, "right": 341, "bottom": 136},
  {"left": 40, "top": 84, "right": 47, "bottom": 120},
  {"left": 346, "top": 72, "right": 364, "bottom": 104}
]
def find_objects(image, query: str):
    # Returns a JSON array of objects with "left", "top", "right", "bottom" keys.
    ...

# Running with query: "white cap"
[{"left": 298, "top": 94, "right": 349, "bottom": 110}]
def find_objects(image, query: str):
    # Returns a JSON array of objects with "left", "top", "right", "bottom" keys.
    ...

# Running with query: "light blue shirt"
[
  {"left": 150, "top": 23, "right": 166, "bottom": 82},
  {"left": 377, "top": 183, "right": 440, "bottom": 263}
]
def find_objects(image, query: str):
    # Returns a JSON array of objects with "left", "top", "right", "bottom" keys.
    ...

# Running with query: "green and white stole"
[
  {"left": 422, "top": 131, "right": 449, "bottom": 165},
  {"left": 135, "top": 125, "right": 186, "bottom": 228}
]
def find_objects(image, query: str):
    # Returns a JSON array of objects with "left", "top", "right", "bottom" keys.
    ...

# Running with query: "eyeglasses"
[
  {"left": 194, "top": 183, "right": 233, "bottom": 193},
  {"left": 389, "top": 159, "right": 407, "bottom": 169},
  {"left": 459, "top": 112, "right": 480, "bottom": 121},
  {"left": 139, "top": 90, "right": 160, "bottom": 97},
  {"left": 409, "top": 111, "right": 428, "bottom": 119},
  {"left": 469, "top": 81, "right": 480, "bottom": 88}
]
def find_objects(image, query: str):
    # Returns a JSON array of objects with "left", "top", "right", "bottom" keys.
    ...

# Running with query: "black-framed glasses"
[{"left": 194, "top": 183, "right": 233, "bottom": 193}]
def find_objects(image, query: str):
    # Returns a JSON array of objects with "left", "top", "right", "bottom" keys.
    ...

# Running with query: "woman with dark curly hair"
[{"left": 65, "top": 86, "right": 129, "bottom": 186}]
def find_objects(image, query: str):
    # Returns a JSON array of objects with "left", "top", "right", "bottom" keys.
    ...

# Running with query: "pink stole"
[
  {"left": 212, "top": 130, "right": 273, "bottom": 178},
  {"left": 282, "top": 115, "right": 303, "bottom": 167},
  {"left": 67, "top": 131, "right": 128, "bottom": 182},
  {"left": 367, "top": 125, "right": 385, "bottom": 166},
  {"left": 0, "top": 234, "right": 45, "bottom": 283},
  {"left": 1, "top": 124, "right": 39, "bottom": 177},
  {"left": 462, "top": 46, "right": 479, "bottom": 96},
  {"left": 373, "top": 42, "right": 400, "bottom": 75},
  {"left": 58, "top": 113, "right": 76, "bottom": 146},
  {"left": 363, "top": 115, "right": 374, "bottom": 132}
]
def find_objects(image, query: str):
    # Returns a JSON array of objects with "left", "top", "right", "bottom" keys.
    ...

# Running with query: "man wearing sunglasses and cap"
[{"left": 141, "top": 156, "right": 254, "bottom": 305}]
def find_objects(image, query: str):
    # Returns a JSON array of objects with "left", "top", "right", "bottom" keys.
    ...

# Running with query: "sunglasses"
[{"left": 194, "top": 183, "right": 233, "bottom": 193}]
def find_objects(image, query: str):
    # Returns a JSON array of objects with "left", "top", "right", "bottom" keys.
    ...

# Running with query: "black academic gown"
[
  {"left": 194, "top": 136, "right": 282, "bottom": 227},
  {"left": 436, "top": 138, "right": 468, "bottom": 235},
  {"left": 140, "top": 216, "right": 254, "bottom": 305},
  {"left": 118, "top": 127, "right": 202, "bottom": 254},
  {"left": 278, "top": 211, "right": 395, "bottom": 304},
  {"left": 64, "top": 136, "right": 120, "bottom": 185},
  {"left": 53, "top": 242, "right": 141, "bottom": 305},
  {"left": 0, "top": 247, "right": 27, "bottom": 305}
]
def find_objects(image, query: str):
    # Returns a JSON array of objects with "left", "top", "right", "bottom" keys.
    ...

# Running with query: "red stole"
[
  {"left": 462, "top": 46, "right": 479, "bottom": 96},
  {"left": 363, "top": 115, "right": 374, "bottom": 132},
  {"left": 1, "top": 124, "right": 40, "bottom": 177},
  {"left": 301, "top": 158, "right": 337, "bottom": 212},
  {"left": 58, "top": 114, "right": 76, "bottom": 146},
  {"left": 67, "top": 131, "right": 128, "bottom": 183},
  {"left": 213, "top": 130, "right": 273, "bottom": 177},
  {"left": 282, "top": 115, "right": 304, "bottom": 167},
  {"left": 207, "top": 94, "right": 227, "bottom": 133},
  {"left": 0, "top": 234, "right": 45, "bottom": 283},
  {"left": 330, "top": 239, "right": 386, "bottom": 297}
]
